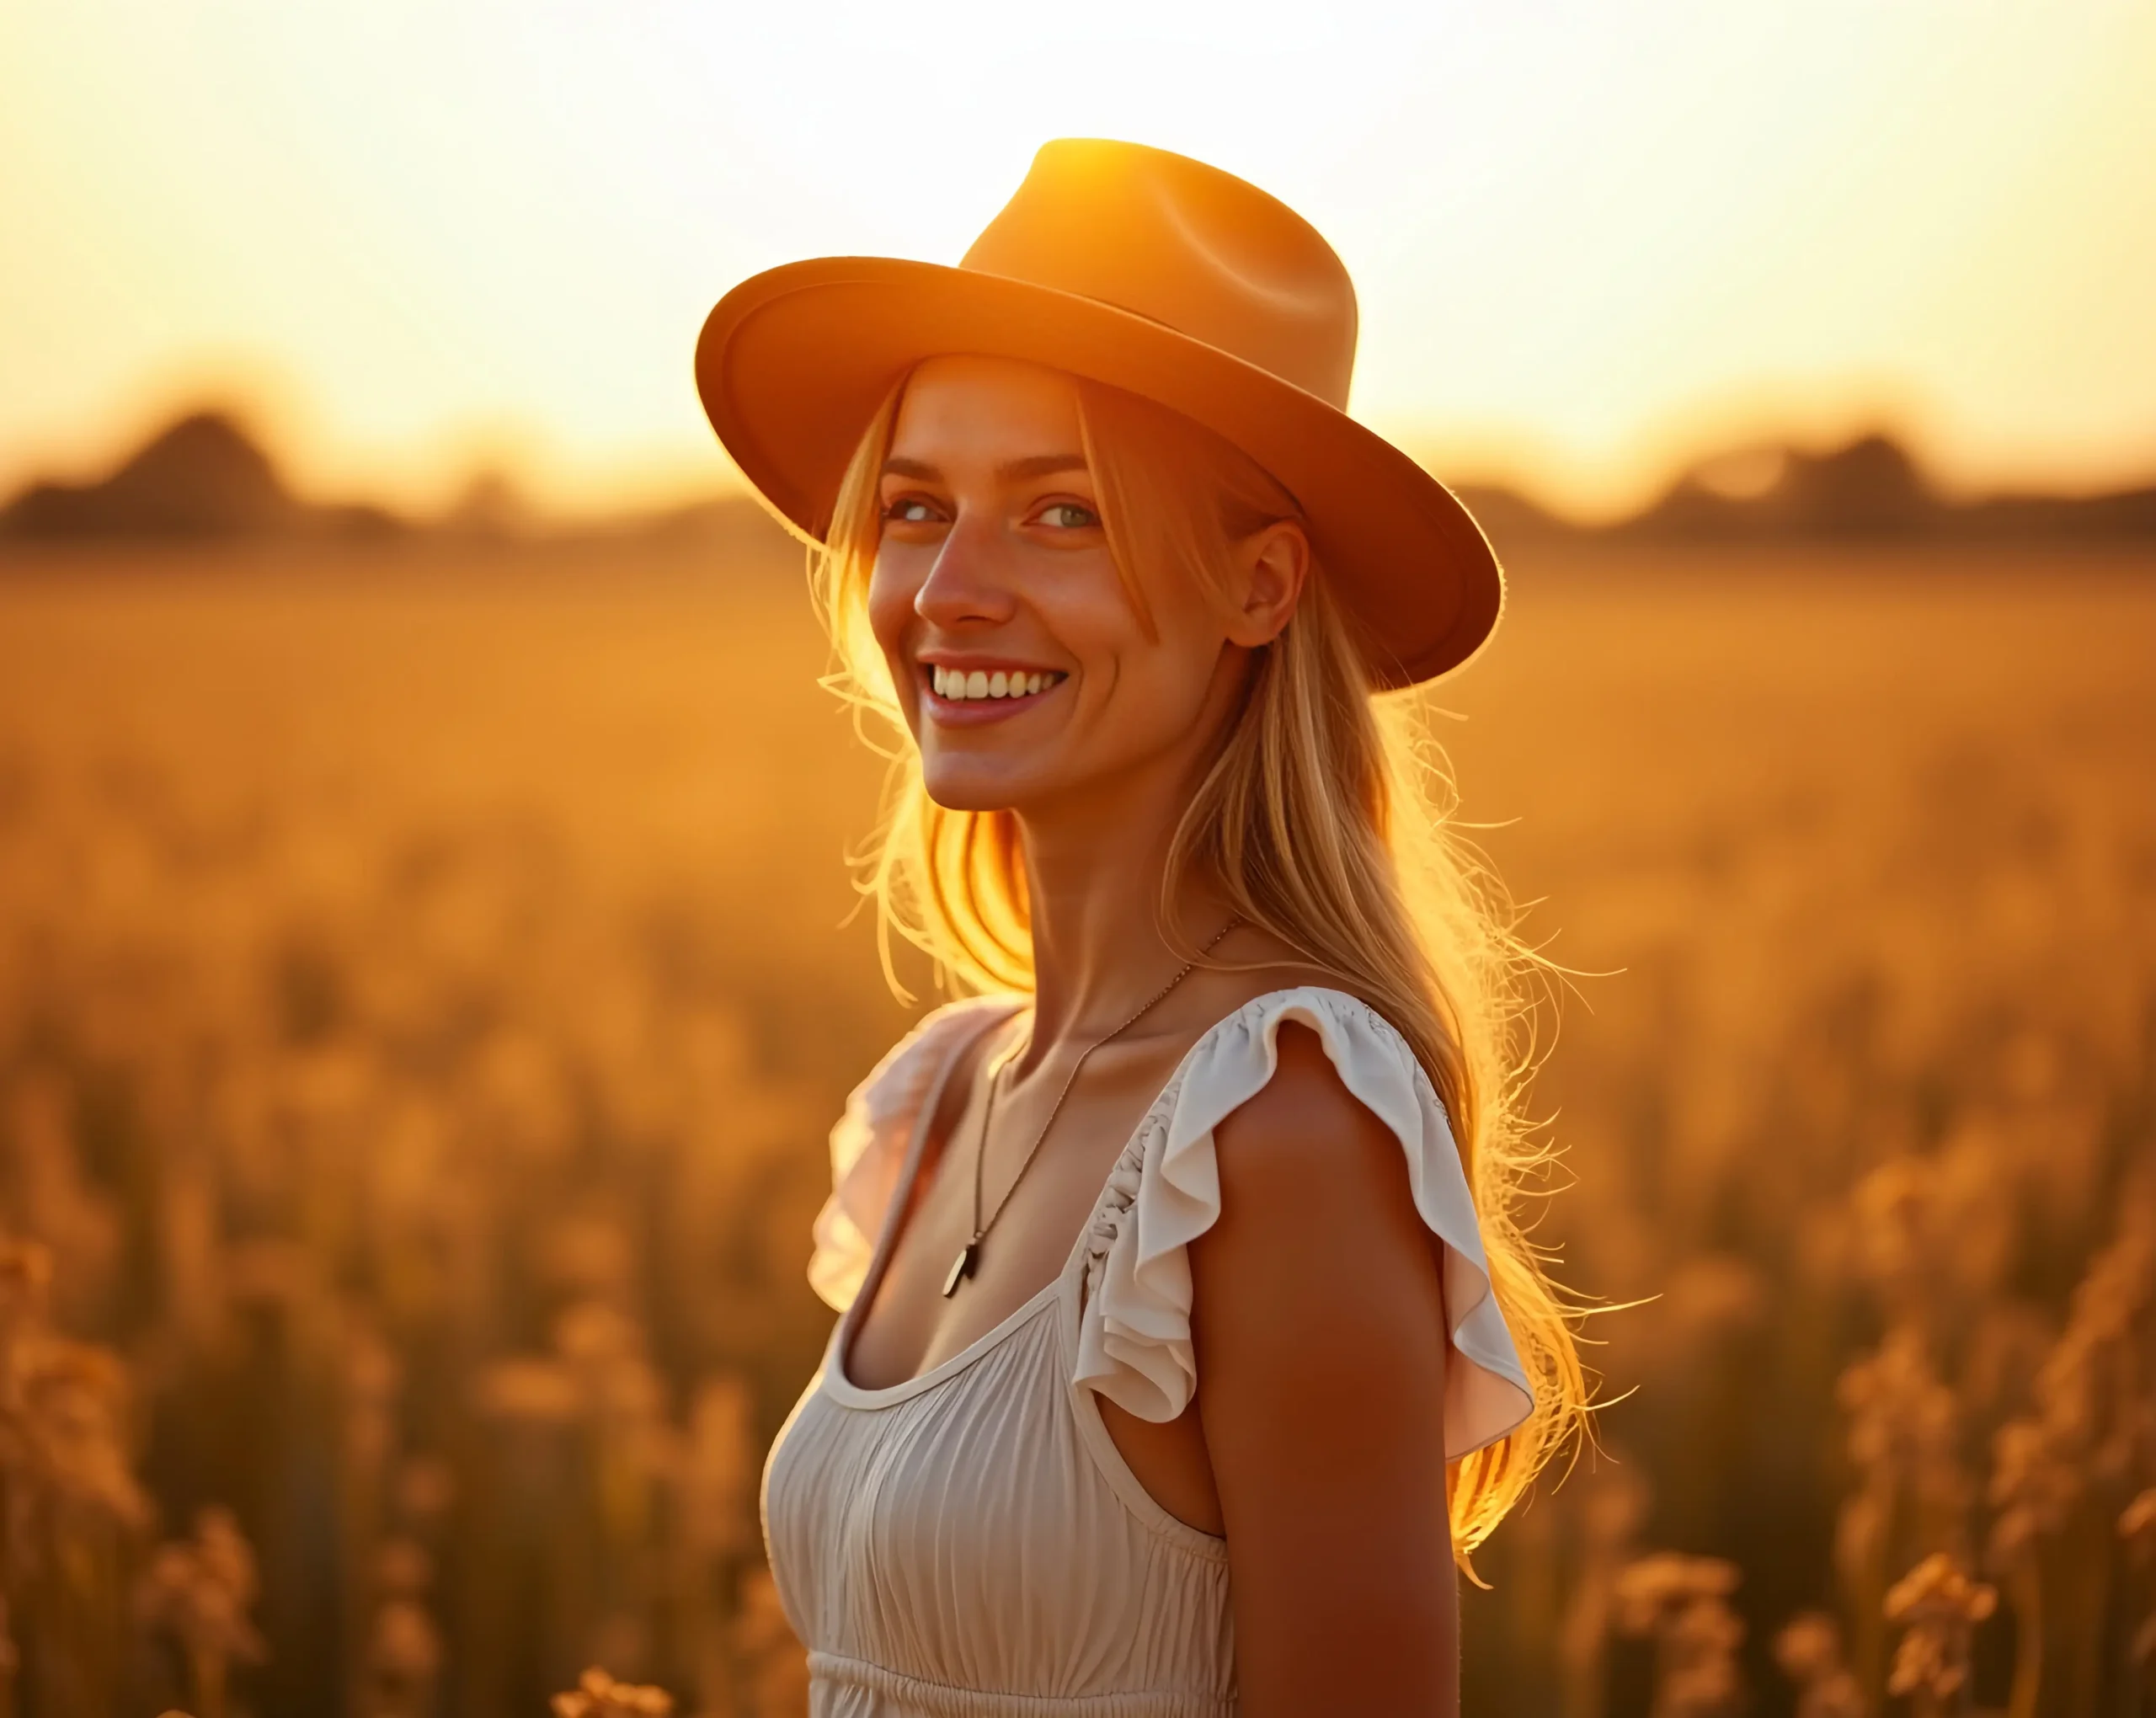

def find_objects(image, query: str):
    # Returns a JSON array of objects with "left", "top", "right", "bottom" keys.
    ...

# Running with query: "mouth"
[{"left": 921, "top": 663, "right": 1069, "bottom": 725}]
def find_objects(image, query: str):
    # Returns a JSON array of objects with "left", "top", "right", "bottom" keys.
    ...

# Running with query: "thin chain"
[{"left": 962, "top": 916, "right": 1242, "bottom": 1282}]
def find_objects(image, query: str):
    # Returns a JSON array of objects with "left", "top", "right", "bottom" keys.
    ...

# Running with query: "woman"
[{"left": 696, "top": 139, "right": 1588, "bottom": 1716}]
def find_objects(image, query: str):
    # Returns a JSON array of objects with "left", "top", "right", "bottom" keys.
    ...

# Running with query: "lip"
[
  {"left": 916, "top": 660, "right": 1067, "bottom": 728},
  {"left": 917, "top": 654, "right": 1062, "bottom": 676}
]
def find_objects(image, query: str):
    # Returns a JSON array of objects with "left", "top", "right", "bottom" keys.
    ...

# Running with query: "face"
[{"left": 867, "top": 355, "right": 1305, "bottom": 819}]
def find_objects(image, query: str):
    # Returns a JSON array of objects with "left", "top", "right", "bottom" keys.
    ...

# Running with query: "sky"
[{"left": 3, "top": 1, "right": 2153, "bottom": 520}]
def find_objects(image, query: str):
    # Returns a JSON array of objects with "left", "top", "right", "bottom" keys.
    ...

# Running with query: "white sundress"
[{"left": 761, "top": 986, "right": 1535, "bottom": 1717}]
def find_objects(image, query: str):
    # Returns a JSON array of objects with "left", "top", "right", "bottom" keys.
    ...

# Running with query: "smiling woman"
[{"left": 696, "top": 140, "right": 1588, "bottom": 1717}]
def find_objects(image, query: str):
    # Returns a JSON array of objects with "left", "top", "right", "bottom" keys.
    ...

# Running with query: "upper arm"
[{"left": 1189, "top": 1020, "right": 1459, "bottom": 1718}]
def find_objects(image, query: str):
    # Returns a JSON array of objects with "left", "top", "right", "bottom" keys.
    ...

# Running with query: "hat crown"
[{"left": 958, "top": 140, "right": 1358, "bottom": 410}]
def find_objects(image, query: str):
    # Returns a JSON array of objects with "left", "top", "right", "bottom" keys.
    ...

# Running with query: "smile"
[
  {"left": 928, "top": 666, "right": 1066, "bottom": 703},
  {"left": 921, "top": 663, "right": 1068, "bottom": 727}
]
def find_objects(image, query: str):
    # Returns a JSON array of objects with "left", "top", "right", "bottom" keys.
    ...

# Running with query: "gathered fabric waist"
[{"left": 810, "top": 1652, "right": 1237, "bottom": 1718}]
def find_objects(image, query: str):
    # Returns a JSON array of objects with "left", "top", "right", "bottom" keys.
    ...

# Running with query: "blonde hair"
[{"left": 810, "top": 371, "right": 1588, "bottom": 1558}]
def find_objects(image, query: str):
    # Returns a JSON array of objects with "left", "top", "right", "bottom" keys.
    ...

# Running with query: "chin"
[
  {"left": 917, "top": 766, "right": 1033, "bottom": 815},
  {"left": 919, "top": 738, "right": 1094, "bottom": 813}
]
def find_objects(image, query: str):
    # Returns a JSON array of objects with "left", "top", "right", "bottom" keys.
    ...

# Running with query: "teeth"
[{"left": 929, "top": 668, "right": 1063, "bottom": 701}]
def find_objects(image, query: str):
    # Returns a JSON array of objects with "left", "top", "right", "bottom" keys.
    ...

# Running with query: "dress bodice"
[{"left": 762, "top": 989, "right": 1534, "bottom": 1717}]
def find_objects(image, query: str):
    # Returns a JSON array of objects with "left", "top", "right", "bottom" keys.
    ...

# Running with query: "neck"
[
  {"left": 1002, "top": 643, "right": 1258, "bottom": 1060},
  {"left": 1012, "top": 747, "right": 1230, "bottom": 1060}
]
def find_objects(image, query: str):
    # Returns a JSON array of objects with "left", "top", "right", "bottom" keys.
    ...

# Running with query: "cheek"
[
  {"left": 1063, "top": 567, "right": 1229, "bottom": 727},
  {"left": 864, "top": 547, "right": 923, "bottom": 660},
  {"left": 1110, "top": 561, "right": 1223, "bottom": 669},
  {"left": 1031, "top": 550, "right": 1172, "bottom": 667}
]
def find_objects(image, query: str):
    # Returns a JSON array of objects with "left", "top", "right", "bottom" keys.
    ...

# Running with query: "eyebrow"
[{"left": 880, "top": 453, "right": 1091, "bottom": 484}]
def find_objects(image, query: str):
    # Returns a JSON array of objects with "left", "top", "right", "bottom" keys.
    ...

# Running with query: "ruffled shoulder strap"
[
  {"left": 1071, "top": 986, "right": 1535, "bottom": 1460},
  {"left": 808, "top": 996, "right": 1020, "bottom": 1312}
]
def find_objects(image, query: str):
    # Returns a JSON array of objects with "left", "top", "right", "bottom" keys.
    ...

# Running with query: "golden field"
[{"left": 0, "top": 536, "right": 2151, "bottom": 1717}]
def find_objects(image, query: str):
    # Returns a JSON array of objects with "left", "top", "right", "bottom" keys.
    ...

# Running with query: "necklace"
[{"left": 942, "top": 916, "right": 1243, "bottom": 1299}]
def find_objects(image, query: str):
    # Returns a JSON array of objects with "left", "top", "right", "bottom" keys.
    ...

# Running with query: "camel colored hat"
[{"left": 695, "top": 139, "right": 1502, "bottom": 686}]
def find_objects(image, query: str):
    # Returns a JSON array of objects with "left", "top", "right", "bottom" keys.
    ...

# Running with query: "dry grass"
[{"left": 0, "top": 536, "right": 2150, "bottom": 1715}]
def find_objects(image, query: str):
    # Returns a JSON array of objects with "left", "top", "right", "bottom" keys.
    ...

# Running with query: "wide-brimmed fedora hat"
[{"left": 695, "top": 139, "right": 1501, "bottom": 687}]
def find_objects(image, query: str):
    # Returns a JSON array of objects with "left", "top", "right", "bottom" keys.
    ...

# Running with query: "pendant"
[{"left": 942, "top": 1237, "right": 982, "bottom": 1299}]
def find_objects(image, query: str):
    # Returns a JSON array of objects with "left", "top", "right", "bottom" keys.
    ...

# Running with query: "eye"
[
  {"left": 1036, "top": 501, "right": 1100, "bottom": 530},
  {"left": 883, "top": 496, "right": 943, "bottom": 526}
]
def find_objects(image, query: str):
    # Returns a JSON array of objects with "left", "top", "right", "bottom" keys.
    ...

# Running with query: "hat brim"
[{"left": 695, "top": 256, "right": 1502, "bottom": 688}]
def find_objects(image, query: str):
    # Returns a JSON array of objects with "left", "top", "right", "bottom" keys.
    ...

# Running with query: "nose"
[{"left": 913, "top": 511, "right": 1020, "bottom": 630}]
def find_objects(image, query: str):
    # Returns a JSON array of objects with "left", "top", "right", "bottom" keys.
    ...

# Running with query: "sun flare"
[{"left": 2, "top": 0, "right": 2152, "bottom": 517}]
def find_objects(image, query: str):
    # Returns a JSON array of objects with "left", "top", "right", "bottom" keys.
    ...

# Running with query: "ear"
[{"left": 1224, "top": 520, "right": 1310, "bottom": 650}]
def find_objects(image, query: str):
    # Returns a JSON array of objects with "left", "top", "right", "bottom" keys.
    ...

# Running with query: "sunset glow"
[{"left": 3, "top": 0, "right": 2152, "bottom": 518}]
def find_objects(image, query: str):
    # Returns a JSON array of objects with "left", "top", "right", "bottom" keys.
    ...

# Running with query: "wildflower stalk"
[
  {"left": 2121, "top": 1490, "right": 2156, "bottom": 1710},
  {"left": 1774, "top": 1611, "right": 1865, "bottom": 1718},
  {"left": 1614, "top": 1554, "right": 1748, "bottom": 1718},
  {"left": 1559, "top": 1465, "right": 1648, "bottom": 1718},
  {"left": 136, "top": 1507, "right": 264, "bottom": 1718},
  {"left": 1983, "top": 1182, "right": 2153, "bottom": 1717},
  {"left": 0, "top": 1234, "right": 152, "bottom": 1716},
  {"left": 188, "top": 1645, "right": 228, "bottom": 1718},
  {"left": 1885, "top": 1553, "right": 1995, "bottom": 1718},
  {"left": 1999, "top": 1564, "right": 2039, "bottom": 1718},
  {"left": 552, "top": 1665, "right": 675, "bottom": 1715}
]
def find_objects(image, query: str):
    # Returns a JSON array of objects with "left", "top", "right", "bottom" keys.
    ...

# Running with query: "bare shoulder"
[
  {"left": 1209, "top": 1018, "right": 1413, "bottom": 1230},
  {"left": 1195, "top": 1021, "right": 1444, "bottom": 1351}
]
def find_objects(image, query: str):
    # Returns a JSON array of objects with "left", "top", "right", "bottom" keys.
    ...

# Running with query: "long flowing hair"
[{"left": 808, "top": 370, "right": 1588, "bottom": 1557}]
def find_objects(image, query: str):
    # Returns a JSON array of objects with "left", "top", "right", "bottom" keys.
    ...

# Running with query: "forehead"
[{"left": 888, "top": 355, "right": 1085, "bottom": 464}]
